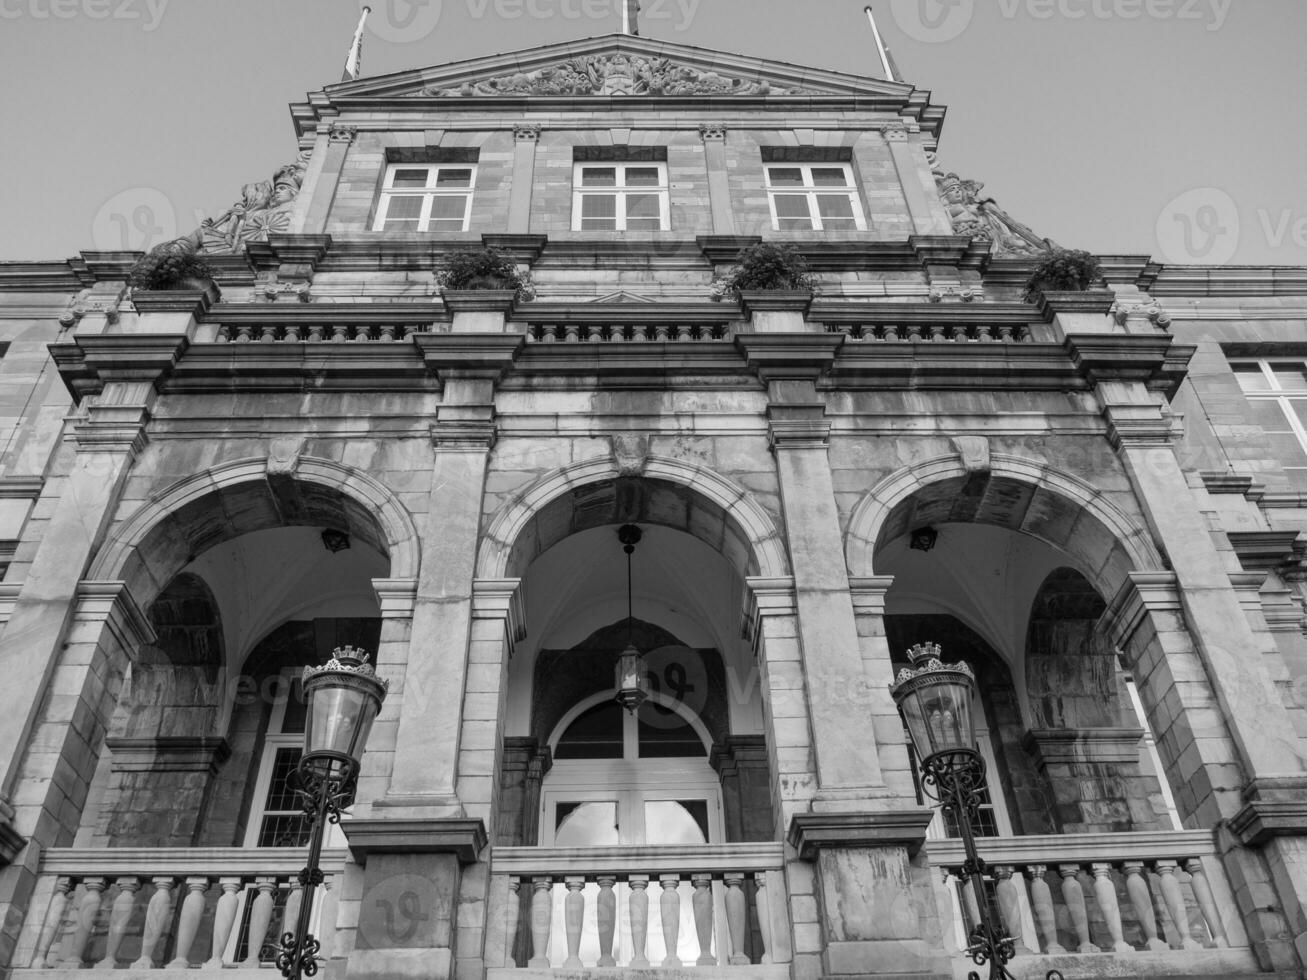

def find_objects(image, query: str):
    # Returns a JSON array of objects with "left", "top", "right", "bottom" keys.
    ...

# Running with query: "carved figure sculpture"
[
  {"left": 163, "top": 153, "right": 309, "bottom": 256},
  {"left": 935, "top": 170, "right": 1054, "bottom": 256}
]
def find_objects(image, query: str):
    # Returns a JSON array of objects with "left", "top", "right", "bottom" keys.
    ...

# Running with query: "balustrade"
[
  {"left": 13, "top": 848, "right": 346, "bottom": 972},
  {"left": 213, "top": 323, "right": 427, "bottom": 343},
  {"left": 487, "top": 843, "right": 790, "bottom": 973},
  {"left": 928, "top": 831, "right": 1250, "bottom": 972},
  {"left": 827, "top": 323, "right": 1033, "bottom": 343},
  {"left": 526, "top": 323, "right": 730, "bottom": 343}
]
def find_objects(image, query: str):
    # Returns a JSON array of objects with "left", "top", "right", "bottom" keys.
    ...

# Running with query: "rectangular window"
[
  {"left": 572, "top": 162, "right": 670, "bottom": 232},
  {"left": 1233, "top": 359, "right": 1307, "bottom": 485},
  {"left": 764, "top": 163, "right": 865, "bottom": 232},
  {"left": 374, "top": 164, "right": 476, "bottom": 232}
]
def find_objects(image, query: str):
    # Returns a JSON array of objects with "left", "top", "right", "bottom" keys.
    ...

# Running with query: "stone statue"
[
  {"left": 935, "top": 169, "right": 1054, "bottom": 256},
  {"left": 164, "top": 153, "right": 309, "bottom": 256}
]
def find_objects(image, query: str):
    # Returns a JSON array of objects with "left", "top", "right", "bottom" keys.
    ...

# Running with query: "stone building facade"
[{"left": 0, "top": 31, "right": 1306, "bottom": 980}]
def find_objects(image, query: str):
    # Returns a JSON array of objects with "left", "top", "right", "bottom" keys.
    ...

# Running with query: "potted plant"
[
  {"left": 712, "top": 242, "right": 815, "bottom": 302},
  {"left": 437, "top": 246, "right": 535, "bottom": 303},
  {"left": 127, "top": 247, "right": 218, "bottom": 292},
  {"left": 1023, "top": 248, "right": 1104, "bottom": 301}
]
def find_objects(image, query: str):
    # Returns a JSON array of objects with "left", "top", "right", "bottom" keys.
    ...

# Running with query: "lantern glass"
[
  {"left": 301, "top": 652, "right": 387, "bottom": 776},
  {"left": 614, "top": 644, "right": 650, "bottom": 713},
  {"left": 890, "top": 643, "right": 978, "bottom": 761}
]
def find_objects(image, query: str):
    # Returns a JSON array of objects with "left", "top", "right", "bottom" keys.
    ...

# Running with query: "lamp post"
[
  {"left": 890, "top": 642, "right": 1065, "bottom": 980},
  {"left": 613, "top": 523, "right": 651, "bottom": 714},
  {"left": 276, "top": 647, "right": 388, "bottom": 980}
]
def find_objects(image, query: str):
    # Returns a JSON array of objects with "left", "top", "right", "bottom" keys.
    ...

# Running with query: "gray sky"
[{"left": 1, "top": 0, "right": 1304, "bottom": 265}]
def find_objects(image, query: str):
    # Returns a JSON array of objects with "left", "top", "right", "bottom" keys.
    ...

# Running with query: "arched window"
[{"left": 542, "top": 693, "right": 722, "bottom": 847}]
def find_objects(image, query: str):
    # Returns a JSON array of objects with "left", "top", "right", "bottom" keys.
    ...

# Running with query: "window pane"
[
  {"left": 767, "top": 167, "right": 804, "bottom": 186},
  {"left": 429, "top": 195, "right": 467, "bottom": 221},
  {"left": 581, "top": 167, "right": 617, "bottom": 187},
  {"left": 391, "top": 168, "right": 430, "bottom": 188},
  {"left": 637, "top": 703, "right": 705, "bottom": 757},
  {"left": 1267, "top": 432, "right": 1307, "bottom": 466},
  {"left": 554, "top": 802, "right": 620, "bottom": 847},
  {"left": 773, "top": 195, "right": 813, "bottom": 228},
  {"left": 436, "top": 168, "right": 472, "bottom": 187},
  {"left": 817, "top": 193, "right": 856, "bottom": 220},
  {"left": 811, "top": 167, "right": 850, "bottom": 187},
  {"left": 580, "top": 193, "right": 618, "bottom": 231},
  {"left": 554, "top": 702, "right": 624, "bottom": 759},
  {"left": 1271, "top": 363, "right": 1307, "bottom": 390},
  {"left": 1291, "top": 400, "right": 1307, "bottom": 429},
  {"left": 625, "top": 193, "right": 661, "bottom": 222},
  {"left": 1233, "top": 364, "right": 1271, "bottom": 392},
  {"left": 625, "top": 167, "right": 661, "bottom": 187},
  {"left": 644, "top": 801, "right": 710, "bottom": 845},
  {"left": 1249, "top": 399, "right": 1292, "bottom": 431},
  {"left": 381, "top": 195, "right": 423, "bottom": 231}
]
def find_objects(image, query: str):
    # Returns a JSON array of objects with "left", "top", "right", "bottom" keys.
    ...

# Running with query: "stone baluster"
[
  {"left": 596, "top": 876, "right": 617, "bottom": 967},
  {"left": 96, "top": 877, "right": 141, "bottom": 968},
  {"left": 204, "top": 878, "right": 244, "bottom": 968},
  {"left": 929, "top": 325, "right": 948, "bottom": 342},
  {"left": 131, "top": 878, "right": 176, "bottom": 969},
  {"left": 1090, "top": 864, "right": 1132, "bottom": 952},
  {"left": 234, "top": 325, "right": 254, "bottom": 343},
  {"left": 167, "top": 877, "right": 211, "bottom": 968},
  {"left": 563, "top": 324, "right": 580, "bottom": 343},
  {"left": 284, "top": 324, "right": 302, "bottom": 342},
  {"left": 34, "top": 876, "right": 73, "bottom": 968},
  {"left": 724, "top": 873, "right": 749, "bottom": 965},
  {"left": 330, "top": 325, "right": 349, "bottom": 342},
  {"left": 1184, "top": 859, "right": 1229, "bottom": 947},
  {"left": 528, "top": 878, "right": 552, "bottom": 967},
  {"left": 504, "top": 878, "right": 522, "bottom": 968},
  {"left": 244, "top": 878, "right": 278, "bottom": 966},
  {"left": 378, "top": 325, "right": 396, "bottom": 342},
  {"left": 1155, "top": 861, "right": 1201, "bottom": 950},
  {"left": 1122, "top": 862, "right": 1168, "bottom": 951},
  {"left": 62, "top": 877, "right": 107, "bottom": 967},
  {"left": 652, "top": 324, "right": 670, "bottom": 342},
  {"left": 659, "top": 875, "right": 682, "bottom": 967},
  {"left": 563, "top": 878, "right": 586, "bottom": 968},
  {"left": 997, "top": 325, "right": 1014, "bottom": 342},
  {"left": 1058, "top": 865, "right": 1099, "bottom": 953},
  {"left": 353, "top": 326, "right": 372, "bottom": 342},
  {"left": 280, "top": 878, "right": 303, "bottom": 963},
  {"left": 976, "top": 325, "right": 994, "bottom": 342},
  {"left": 883, "top": 325, "right": 900, "bottom": 342},
  {"left": 307, "top": 325, "right": 325, "bottom": 342},
  {"left": 1025, "top": 866, "right": 1065, "bottom": 954},
  {"left": 259, "top": 326, "right": 277, "bottom": 343},
  {"left": 754, "top": 871, "right": 773, "bottom": 964},
  {"left": 691, "top": 874, "right": 715, "bottom": 965},
  {"left": 628, "top": 875, "right": 651, "bottom": 968},
  {"left": 992, "top": 867, "right": 1031, "bottom": 954}
]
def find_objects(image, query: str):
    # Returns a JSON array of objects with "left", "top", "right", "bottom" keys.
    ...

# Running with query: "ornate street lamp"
[
  {"left": 613, "top": 523, "right": 651, "bottom": 713},
  {"left": 277, "top": 647, "right": 388, "bottom": 980},
  {"left": 890, "top": 642, "right": 1065, "bottom": 980}
]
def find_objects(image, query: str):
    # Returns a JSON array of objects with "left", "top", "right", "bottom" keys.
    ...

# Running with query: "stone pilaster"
[
  {"left": 881, "top": 122, "right": 952, "bottom": 236},
  {"left": 508, "top": 126, "right": 540, "bottom": 234},
  {"left": 299, "top": 123, "right": 357, "bottom": 235},
  {"left": 699, "top": 123, "right": 735, "bottom": 235}
]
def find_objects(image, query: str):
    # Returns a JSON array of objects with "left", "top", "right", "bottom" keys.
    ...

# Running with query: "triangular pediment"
[{"left": 324, "top": 34, "right": 917, "bottom": 101}]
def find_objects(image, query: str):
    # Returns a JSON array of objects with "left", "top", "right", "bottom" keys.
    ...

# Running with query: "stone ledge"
[
  {"left": 104, "top": 736, "right": 231, "bottom": 774},
  {"left": 1228, "top": 798, "right": 1307, "bottom": 847},
  {"left": 488, "top": 965, "right": 790, "bottom": 980},
  {"left": 1022, "top": 728, "right": 1145, "bottom": 767},
  {"left": 787, "top": 809, "right": 935, "bottom": 860},
  {"left": 341, "top": 817, "right": 487, "bottom": 864}
]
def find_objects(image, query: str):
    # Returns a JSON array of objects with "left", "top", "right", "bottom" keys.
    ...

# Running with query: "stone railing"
[
  {"left": 211, "top": 323, "right": 429, "bottom": 342},
  {"left": 485, "top": 844, "right": 790, "bottom": 975},
  {"left": 12, "top": 847, "right": 347, "bottom": 973},
  {"left": 927, "top": 831, "right": 1258, "bottom": 977},
  {"left": 826, "top": 323, "right": 1034, "bottom": 343},
  {"left": 525, "top": 323, "right": 731, "bottom": 343}
]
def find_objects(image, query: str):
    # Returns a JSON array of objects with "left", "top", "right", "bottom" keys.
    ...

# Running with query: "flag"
[
  {"left": 623, "top": 0, "right": 640, "bottom": 35},
  {"left": 343, "top": 7, "right": 370, "bottom": 82}
]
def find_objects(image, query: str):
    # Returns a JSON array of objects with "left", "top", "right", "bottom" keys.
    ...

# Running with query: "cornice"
[
  {"left": 815, "top": 300, "right": 1037, "bottom": 326},
  {"left": 166, "top": 344, "right": 431, "bottom": 393},
  {"left": 213, "top": 301, "right": 443, "bottom": 326},
  {"left": 413, "top": 333, "right": 525, "bottom": 383},
  {"left": 520, "top": 301, "right": 737, "bottom": 325},
  {"left": 735, "top": 332, "right": 844, "bottom": 382},
  {"left": 828, "top": 342, "right": 1083, "bottom": 391},
  {"left": 1063, "top": 334, "right": 1193, "bottom": 392}
]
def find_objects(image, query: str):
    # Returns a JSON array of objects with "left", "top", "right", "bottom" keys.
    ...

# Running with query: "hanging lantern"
[
  {"left": 889, "top": 642, "right": 978, "bottom": 763},
  {"left": 614, "top": 643, "right": 650, "bottom": 714},
  {"left": 301, "top": 646, "right": 389, "bottom": 778}
]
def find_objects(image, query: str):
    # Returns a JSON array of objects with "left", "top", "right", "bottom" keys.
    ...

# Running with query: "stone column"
[
  {"left": 507, "top": 127, "right": 540, "bottom": 234},
  {"left": 385, "top": 333, "right": 523, "bottom": 812},
  {"left": 710, "top": 735, "right": 772, "bottom": 842},
  {"left": 699, "top": 124, "right": 735, "bottom": 235},
  {"left": 738, "top": 334, "right": 891, "bottom": 809},
  {"left": 298, "top": 124, "right": 356, "bottom": 234},
  {"left": 880, "top": 123, "right": 952, "bottom": 236}
]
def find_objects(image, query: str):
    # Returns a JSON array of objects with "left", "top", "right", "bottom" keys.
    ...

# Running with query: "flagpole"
[
  {"left": 864, "top": 5, "right": 896, "bottom": 82},
  {"left": 343, "top": 6, "right": 371, "bottom": 82}
]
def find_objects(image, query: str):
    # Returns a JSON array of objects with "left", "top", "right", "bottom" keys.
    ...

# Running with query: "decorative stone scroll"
[{"left": 421, "top": 55, "right": 812, "bottom": 97}]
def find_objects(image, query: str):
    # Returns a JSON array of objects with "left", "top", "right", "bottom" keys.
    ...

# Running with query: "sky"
[{"left": 1, "top": 0, "right": 1304, "bottom": 266}]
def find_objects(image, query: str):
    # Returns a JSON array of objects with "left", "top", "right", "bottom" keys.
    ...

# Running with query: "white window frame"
[
  {"left": 763, "top": 162, "right": 867, "bottom": 232},
  {"left": 373, "top": 163, "right": 477, "bottom": 233},
  {"left": 917, "top": 695, "right": 1012, "bottom": 842},
  {"left": 571, "top": 162, "right": 670, "bottom": 232},
  {"left": 1232, "top": 359, "right": 1307, "bottom": 484}
]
